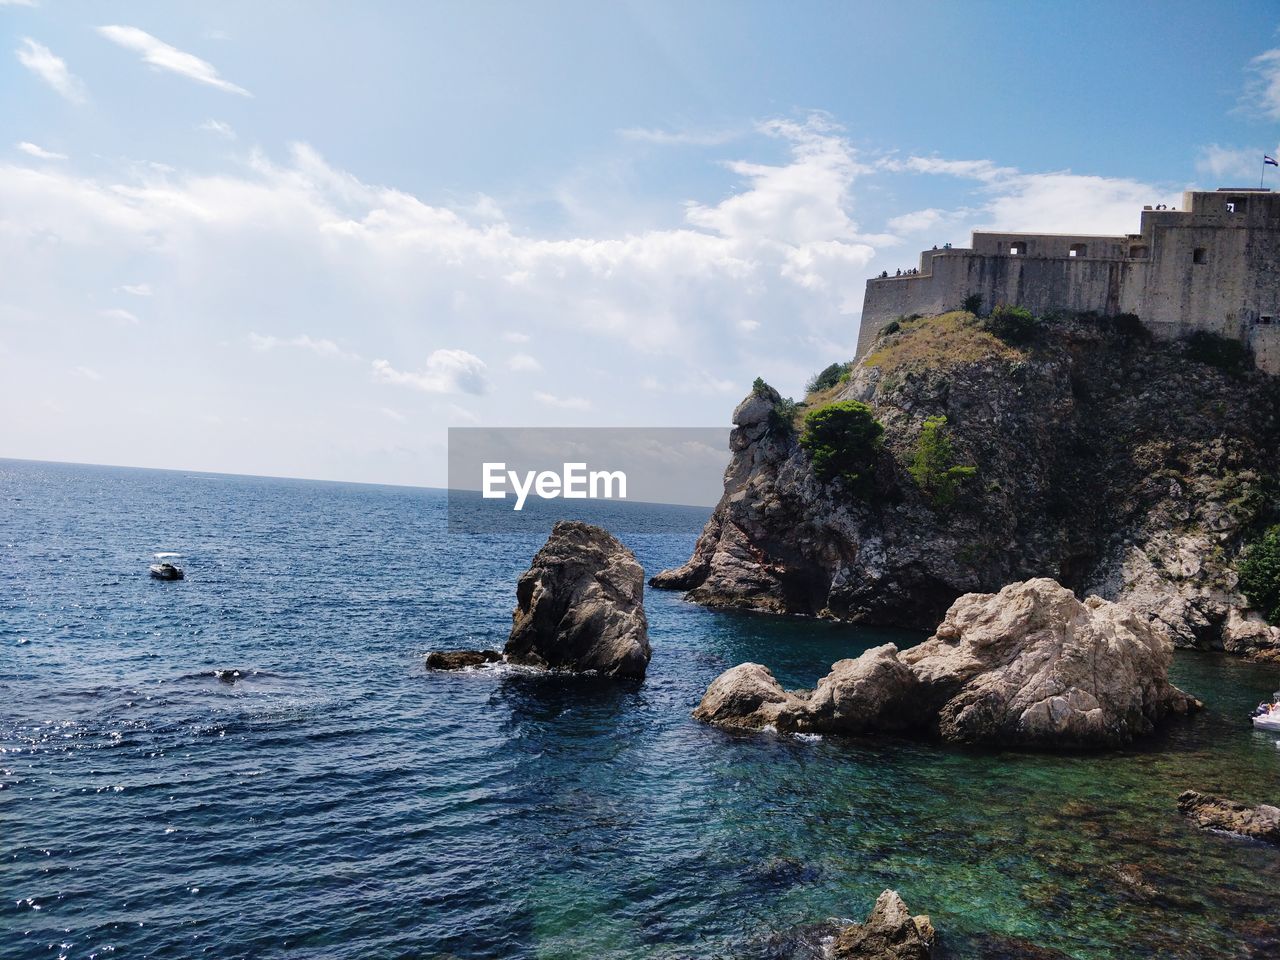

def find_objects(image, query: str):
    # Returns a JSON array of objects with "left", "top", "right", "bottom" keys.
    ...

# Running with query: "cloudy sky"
[{"left": 3, "top": 1, "right": 1280, "bottom": 486}]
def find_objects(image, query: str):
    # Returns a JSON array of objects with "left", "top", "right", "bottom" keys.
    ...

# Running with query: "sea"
[{"left": 3, "top": 458, "right": 1279, "bottom": 959}]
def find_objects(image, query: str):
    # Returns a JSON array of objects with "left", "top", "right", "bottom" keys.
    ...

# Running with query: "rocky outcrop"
[
  {"left": 693, "top": 645, "right": 923, "bottom": 735},
  {"left": 830, "top": 890, "right": 934, "bottom": 960},
  {"left": 505, "top": 520, "right": 650, "bottom": 678},
  {"left": 653, "top": 314, "right": 1280, "bottom": 658},
  {"left": 426, "top": 521, "right": 650, "bottom": 679},
  {"left": 1178, "top": 790, "right": 1280, "bottom": 845},
  {"left": 903, "top": 579, "right": 1201, "bottom": 747},
  {"left": 425, "top": 650, "right": 502, "bottom": 670},
  {"left": 695, "top": 579, "right": 1200, "bottom": 749}
]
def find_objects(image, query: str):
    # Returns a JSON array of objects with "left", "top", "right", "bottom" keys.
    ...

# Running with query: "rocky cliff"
[{"left": 653, "top": 312, "right": 1280, "bottom": 657}]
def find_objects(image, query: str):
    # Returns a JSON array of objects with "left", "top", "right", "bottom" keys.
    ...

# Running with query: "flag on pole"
[{"left": 1266, "top": 155, "right": 1279, "bottom": 167}]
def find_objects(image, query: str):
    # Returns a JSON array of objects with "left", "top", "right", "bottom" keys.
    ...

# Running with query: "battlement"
[{"left": 855, "top": 189, "right": 1280, "bottom": 374}]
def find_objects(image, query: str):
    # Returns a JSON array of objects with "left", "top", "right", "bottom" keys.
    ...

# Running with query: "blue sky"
[{"left": 3, "top": 1, "right": 1279, "bottom": 486}]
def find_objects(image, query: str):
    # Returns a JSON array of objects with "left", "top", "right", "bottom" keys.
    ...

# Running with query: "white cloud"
[
  {"left": 73, "top": 365, "right": 102, "bottom": 381},
  {"left": 100, "top": 308, "right": 140, "bottom": 324},
  {"left": 618, "top": 127, "right": 737, "bottom": 147},
  {"left": 17, "top": 141, "right": 66, "bottom": 161},
  {"left": 1195, "top": 143, "right": 1271, "bottom": 182},
  {"left": 891, "top": 155, "right": 1016, "bottom": 183},
  {"left": 378, "top": 406, "right": 407, "bottom": 423},
  {"left": 372, "top": 350, "right": 489, "bottom": 395},
  {"left": 199, "top": 119, "right": 237, "bottom": 140},
  {"left": 97, "top": 25, "right": 251, "bottom": 96},
  {"left": 1245, "top": 47, "right": 1280, "bottom": 120},
  {"left": 0, "top": 0, "right": 39, "bottom": 7},
  {"left": 249, "top": 333, "right": 344, "bottom": 357},
  {"left": 686, "top": 113, "right": 870, "bottom": 245},
  {"left": 506, "top": 353, "right": 542, "bottom": 372},
  {"left": 16, "top": 38, "right": 85, "bottom": 103},
  {"left": 534, "top": 391, "right": 591, "bottom": 410},
  {"left": 119, "top": 283, "right": 152, "bottom": 296},
  {"left": 886, "top": 207, "right": 945, "bottom": 234},
  {"left": 501, "top": 331, "right": 530, "bottom": 343}
]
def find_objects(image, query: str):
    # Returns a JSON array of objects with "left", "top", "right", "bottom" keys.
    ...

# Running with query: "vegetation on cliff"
[{"left": 1239, "top": 527, "right": 1280, "bottom": 625}]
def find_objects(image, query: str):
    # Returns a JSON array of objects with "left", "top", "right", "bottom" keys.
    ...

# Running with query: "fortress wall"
[
  {"left": 972, "top": 233, "right": 1129, "bottom": 259},
  {"left": 1128, "top": 223, "right": 1258, "bottom": 339},
  {"left": 1250, "top": 324, "right": 1280, "bottom": 376}
]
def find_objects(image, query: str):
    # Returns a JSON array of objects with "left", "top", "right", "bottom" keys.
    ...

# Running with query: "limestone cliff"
[{"left": 653, "top": 312, "right": 1280, "bottom": 657}]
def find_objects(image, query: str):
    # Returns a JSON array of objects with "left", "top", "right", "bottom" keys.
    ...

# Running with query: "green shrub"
[
  {"left": 751, "top": 376, "right": 777, "bottom": 399},
  {"left": 1184, "top": 331, "right": 1253, "bottom": 373},
  {"left": 799, "top": 400, "right": 884, "bottom": 491},
  {"left": 769, "top": 396, "right": 799, "bottom": 436},
  {"left": 982, "top": 304, "right": 1038, "bottom": 343},
  {"left": 1239, "top": 526, "right": 1280, "bottom": 624},
  {"left": 879, "top": 320, "right": 901, "bottom": 336},
  {"left": 907, "top": 415, "right": 977, "bottom": 508},
  {"left": 961, "top": 293, "right": 983, "bottom": 315},
  {"left": 806, "top": 361, "right": 853, "bottom": 394}
]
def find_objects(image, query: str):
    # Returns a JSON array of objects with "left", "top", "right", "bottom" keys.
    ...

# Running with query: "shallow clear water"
[{"left": 3, "top": 458, "right": 1279, "bottom": 959}]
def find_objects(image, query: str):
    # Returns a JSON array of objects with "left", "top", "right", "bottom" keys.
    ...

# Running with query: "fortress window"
[
  {"left": 1260, "top": 315, "right": 1275, "bottom": 325},
  {"left": 1008, "top": 241, "right": 1027, "bottom": 256},
  {"left": 1068, "top": 243, "right": 1087, "bottom": 258},
  {"left": 1193, "top": 247, "right": 1208, "bottom": 265},
  {"left": 1130, "top": 245, "right": 1149, "bottom": 259},
  {"left": 1226, "top": 199, "right": 1246, "bottom": 214}
]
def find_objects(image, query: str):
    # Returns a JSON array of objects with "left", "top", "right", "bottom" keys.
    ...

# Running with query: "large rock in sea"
[
  {"left": 1178, "top": 790, "right": 1280, "bottom": 846},
  {"left": 830, "top": 890, "right": 934, "bottom": 960},
  {"left": 694, "top": 578, "right": 1200, "bottom": 749},
  {"left": 504, "top": 520, "right": 651, "bottom": 679},
  {"left": 903, "top": 579, "right": 1201, "bottom": 747}
]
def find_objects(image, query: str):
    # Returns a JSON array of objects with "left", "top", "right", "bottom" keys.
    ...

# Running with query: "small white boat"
[{"left": 1253, "top": 712, "right": 1280, "bottom": 733}]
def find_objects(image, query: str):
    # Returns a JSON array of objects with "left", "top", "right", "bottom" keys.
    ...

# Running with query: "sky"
[{"left": 3, "top": 1, "right": 1280, "bottom": 487}]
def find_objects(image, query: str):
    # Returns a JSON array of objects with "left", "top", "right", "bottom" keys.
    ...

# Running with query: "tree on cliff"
[
  {"left": 800, "top": 400, "right": 883, "bottom": 492},
  {"left": 908, "top": 415, "right": 977, "bottom": 508},
  {"left": 1239, "top": 526, "right": 1280, "bottom": 624}
]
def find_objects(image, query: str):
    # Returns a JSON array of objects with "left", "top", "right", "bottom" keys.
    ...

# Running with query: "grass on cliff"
[{"left": 863, "top": 311, "right": 1024, "bottom": 374}]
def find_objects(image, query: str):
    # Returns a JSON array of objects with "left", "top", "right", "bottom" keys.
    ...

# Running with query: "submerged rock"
[
  {"left": 505, "top": 520, "right": 650, "bottom": 679},
  {"left": 425, "top": 650, "right": 502, "bottom": 670},
  {"left": 1178, "top": 790, "right": 1280, "bottom": 845},
  {"left": 830, "top": 890, "right": 934, "bottom": 960},
  {"left": 695, "top": 578, "right": 1200, "bottom": 749},
  {"left": 903, "top": 579, "right": 1202, "bottom": 748}
]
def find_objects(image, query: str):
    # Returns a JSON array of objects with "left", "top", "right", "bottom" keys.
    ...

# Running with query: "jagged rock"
[
  {"left": 1222, "top": 608, "right": 1280, "bottom": 662},
  {"left": 695, "top": 579, "right": 1200, "bottom": 749},
  {"left": 904, "top": 579, "right": 1201, "bottom": 747},
  {"left": 693, "top": 644, "right": 923, "bottom": 735},
  {"left": 1178, "top": 790, "right": 1280, "bottom": 845},
  {"left": 830, "top": 890, "right": 934, "bottom": 960},
  {"left": 504, "top": 520, "right": 650, "bottom": 679},
  {"left": 425, "top": 650, "right": 502, "bottom": 670},
  {"left": 652, "top": 314, "right": 1280, "bottom": 658}
]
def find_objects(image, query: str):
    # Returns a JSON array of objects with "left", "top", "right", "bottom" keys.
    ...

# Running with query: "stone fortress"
[{"left": 855, "top": 188, "right": 1280, "bottom": 374}]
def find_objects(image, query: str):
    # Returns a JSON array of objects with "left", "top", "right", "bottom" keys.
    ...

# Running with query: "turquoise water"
[{"left": 3, "top": 459, "right": 1279, "bottom": 959}]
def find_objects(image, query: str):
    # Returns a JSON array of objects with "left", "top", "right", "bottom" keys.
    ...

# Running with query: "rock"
[
  {"left": 213, "top": 669, "right": 249, "bottom": 683},
  {"left": 830, "top": 890, "right": 934, "bottom": 960},
  {"left": 903, "top": 579, "right": 1201, "bottom": 747},
  {"left": 425, "top": 650, "right": 502, "bottom": 670},
  {"left": 504, "top": 520, "right": 650, "bottom": 679},
  {"left": 692, "top": 662, "right": 793, "bottom": 729},
  {"left": 1222, "top": 608, "right": 1280, "bottom": 662},
  {"left": 1178, "top": 790, "right": 1280, "bottom": 845},
  {"left": 694, "top": 579, "right": 1200, "bottom": 749},
  {"left": 693, "top": 644, "right": 924, "bottom": 735}
]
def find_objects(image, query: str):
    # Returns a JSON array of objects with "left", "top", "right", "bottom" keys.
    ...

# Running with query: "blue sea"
[{"left": 3, "top": 458, "right": 1280, "bottom": 959}]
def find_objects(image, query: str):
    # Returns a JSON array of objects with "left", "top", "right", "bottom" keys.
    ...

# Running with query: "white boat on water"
[
  {"left": 1254, "top": 711, "right": 1280, "bottom": 733},
  {"left": 149, "top": 552, "right": 184, "bottom": 581}
]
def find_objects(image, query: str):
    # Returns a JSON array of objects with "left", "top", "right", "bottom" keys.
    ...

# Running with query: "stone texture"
[
  {"left": 693, "top": 644, "right": 923, "bottom": 736},
  {"left": 830, "top": 890, "right": 934, "bottom": 960},
  {"left": 1178, "top": 790, "right": 1280, "bottom": 846},
  {"left": 695, "top": 578, "right": 1200, "bottom": 749},
  {"left": 903, "top": 579, "right": 1201, "bottom": 748},
  {"left": 505, "top": 520, "right": 650, "bottom": 679},
  {"left": 653, "top": 314, "right": 1280, "bottom": 660}
]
